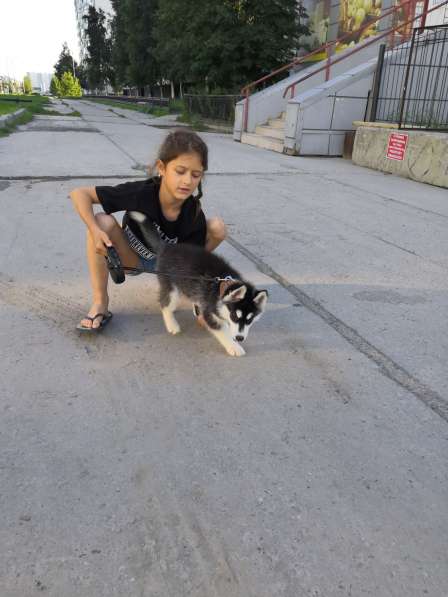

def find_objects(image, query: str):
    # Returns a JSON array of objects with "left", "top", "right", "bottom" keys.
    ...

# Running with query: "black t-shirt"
[{"left": 95, "top": 177, "right": 207, "bottom": 250}]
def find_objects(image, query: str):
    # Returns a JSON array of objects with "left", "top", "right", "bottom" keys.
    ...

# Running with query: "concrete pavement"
[{"left": 0, "top": 99, "right": 447, "bottom": 597}]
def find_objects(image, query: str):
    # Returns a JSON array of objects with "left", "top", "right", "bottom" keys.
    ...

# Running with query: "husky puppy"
[{"left": 128, "top": 212, "right": 267, "bottom": 356}]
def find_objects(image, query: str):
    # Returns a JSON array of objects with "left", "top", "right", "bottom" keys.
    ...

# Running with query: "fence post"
[
  {"left": 243, "top": 91, "right": 249, "bottom": 133},
  {"left": 369, "top": 43, "right": 386, "bottom": 122},
  {"left": 420, "top": 0, "right": 430, "bottom": 29},
  {"left": 398, "top": 27, "right": 417, "bottom": 129}
]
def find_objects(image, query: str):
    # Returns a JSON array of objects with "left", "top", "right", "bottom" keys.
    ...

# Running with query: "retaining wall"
[{"left": 352, "top": 125, "right": 448, "bottom": 188}]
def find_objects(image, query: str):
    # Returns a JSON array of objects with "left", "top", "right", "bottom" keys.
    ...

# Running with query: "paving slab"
[{"left": 0, "top": 100, "right": 447, "bottom": 597}]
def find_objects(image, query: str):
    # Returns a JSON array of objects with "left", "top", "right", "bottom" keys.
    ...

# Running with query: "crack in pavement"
[
  {"left": 226, "top": 234, "right": 448, "bottom": 424},
  {"left": 0, "top": 171, "right": 302, "bottom": 182},
  {"left": 77, "top": 106, "right": 141, "bottom": 168}
]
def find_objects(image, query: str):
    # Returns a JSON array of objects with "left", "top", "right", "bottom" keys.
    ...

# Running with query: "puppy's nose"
[{"left": 236, "top": 335, "right": 244, "bottom": 343}]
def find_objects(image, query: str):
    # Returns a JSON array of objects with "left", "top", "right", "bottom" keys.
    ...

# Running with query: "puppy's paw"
[
  {"left": 226, "top": 343, "right": 246, "bottom": 357},
  {"left": 166, "top": 321, "right": 181, "bottom": 335},
  {"left": 162, "top": 311, "right": 181, "bottom": 335}
]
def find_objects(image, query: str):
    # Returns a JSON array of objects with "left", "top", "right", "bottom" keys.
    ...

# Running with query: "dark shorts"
[{"left": 123, "top": 225, "right": 157, "bottom": 275}]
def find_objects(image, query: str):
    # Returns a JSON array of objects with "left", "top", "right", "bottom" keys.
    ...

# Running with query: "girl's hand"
[{"left": 92, "top": 228, "right": 113, "bottom": 256}]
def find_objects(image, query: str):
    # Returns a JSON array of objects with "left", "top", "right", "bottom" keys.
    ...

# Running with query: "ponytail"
[{"left": 193, "top": 180, "right": 203, "bottom": 221}]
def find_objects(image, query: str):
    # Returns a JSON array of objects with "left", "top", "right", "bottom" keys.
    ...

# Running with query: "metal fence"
[
  {"left": 369, "top": 25, "right": 448, "bottom": 130},
  {"left": 183, "top": 94, "right": 243, "bottom": 123}
]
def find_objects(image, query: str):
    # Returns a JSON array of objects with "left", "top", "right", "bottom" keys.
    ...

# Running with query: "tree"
[
  {"left": 23, "top": 75, "right": 32, "bottom": 94},
  {"left": 54, "top": 42, "right": 78, "bottom": 79},
  {"left": 50, "top": 75, "right": 62, "bottom": 97},
  {"left": 59, "top": 71, "right": 82, "bottom": 97},
  {"left": 83, "top": 6, "right": 114, "bottom": 90},
  {"left": 153, "top": 0, "right": 195, "bottom": 89},
  {"left": 75, "top": 62, "right": 88, "bottom": 90},
  {"left": 154, "top": 0, "right": 309, "bottom": 92},
  {"left": 124, "top": 0, "right": 160, "bottom": 90},
  {"left": 110, "top": 0, "right": 130, "bottom": 87}
]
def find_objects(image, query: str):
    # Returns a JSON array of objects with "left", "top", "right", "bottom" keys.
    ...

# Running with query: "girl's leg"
[
  {"left": 80, "top": 213, "right": 140, "bottom": 329},
  {"left": 205, "top": 217, "right": 227, "bottom": 252}
]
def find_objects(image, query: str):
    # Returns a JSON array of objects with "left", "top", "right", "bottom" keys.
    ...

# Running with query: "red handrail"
[
  {"left": 240, "top": 0, "right": 447, "bottom": 132},
  {"left": 282, "top": 0, "right": 448, "bottom": 100},
  {"left": 241, "top": 0, "right": 415, "bottom": 96}
]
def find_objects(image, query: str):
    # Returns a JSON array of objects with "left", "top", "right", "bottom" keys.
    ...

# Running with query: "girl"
[{"left": 70, "top": 129, "right": 226, "bottom": 331}]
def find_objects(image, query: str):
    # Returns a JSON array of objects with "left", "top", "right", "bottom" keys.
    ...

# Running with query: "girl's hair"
[{"left": 153, "top": 129, "right": 208, "bottom": 220}]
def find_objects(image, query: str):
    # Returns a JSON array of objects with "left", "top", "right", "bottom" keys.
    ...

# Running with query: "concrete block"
[
  {"left": 334, "top": 73, "right": 374, "bottom": 98},
  {"left": 329, "top": 133, "right": 346, "bottom": 155},
  {"left": 233, "top": 103, "right": 243, "bottom": 140},
  {"left": 302, "top": 97, "right": 334, "bottom": 129},
  {"left": 353, "top": 126, "right": 448, "bottom": 188},
  {"left": 332, "top": 97, "right": 369, "bottom": 130},
  {"left": 299, "top": 132, "right": 330, "bottom": 155}
]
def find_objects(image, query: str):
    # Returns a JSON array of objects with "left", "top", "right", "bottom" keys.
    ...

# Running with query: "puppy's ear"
[
  {"left": 254, "top": 290, "right": 268, "bottom": 311},
  {"left": 223, "top": 285, "right": 247, "bottom": 303}
]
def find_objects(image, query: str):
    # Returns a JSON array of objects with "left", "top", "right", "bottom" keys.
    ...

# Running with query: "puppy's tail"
[{"left": 128, "top": 211, "right": 162, "bottom": 253}]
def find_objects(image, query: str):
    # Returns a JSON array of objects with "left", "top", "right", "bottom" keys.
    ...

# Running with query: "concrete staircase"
[{"left": 241, "top": 112, "right": 286, "bottom": 153}]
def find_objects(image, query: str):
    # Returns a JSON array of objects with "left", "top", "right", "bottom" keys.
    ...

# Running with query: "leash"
[{"left": 105, "top": 246, "right": 239, "bottom": 286}]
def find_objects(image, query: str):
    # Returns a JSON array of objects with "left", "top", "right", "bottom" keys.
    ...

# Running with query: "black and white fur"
[{"left": 128, "top": 211, "right": 268, "bottom": 356}]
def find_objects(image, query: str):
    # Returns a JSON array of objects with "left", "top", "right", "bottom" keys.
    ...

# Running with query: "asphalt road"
[{"left": 0, "top": 99, "right": 447, "bottom": 597}]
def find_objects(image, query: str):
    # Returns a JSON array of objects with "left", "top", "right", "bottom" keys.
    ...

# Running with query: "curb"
[{"left": 0, "top": 108, "right": 26, "bottom": 126}]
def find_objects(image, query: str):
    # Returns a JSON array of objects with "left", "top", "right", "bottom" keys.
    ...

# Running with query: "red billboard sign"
[{"left": 386, "top": 133, "right": 409, "bottom": 161}]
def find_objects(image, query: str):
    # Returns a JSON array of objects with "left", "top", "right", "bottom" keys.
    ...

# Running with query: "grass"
[
  {"left": 86, "top": 97, "right": 170, "bottom": 117},
  {"left": 176, "top": 111, "right": 211, "bottom": 132},
  {"left": 0, "top": 95, "right": 83, "bottom": 137},
  {"left": 0, "top": 94, "right": 50, "bottom": 137},
  {"left": 40, "top": 107, "right": 81, "bottom": 117},
  {"left": 0, "top": 101, "right": 24, "bottom": 116}
]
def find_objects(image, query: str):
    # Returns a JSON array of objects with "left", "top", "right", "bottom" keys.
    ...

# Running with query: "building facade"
[
  {"left": 300, "top": 0, "right": 448, "bottom": 57},
  {"left": 74, "top": 0, "right": 113, "bottom": 61},
  {"left": 27, "top": 72, "right": 53, "bottom": 94}
]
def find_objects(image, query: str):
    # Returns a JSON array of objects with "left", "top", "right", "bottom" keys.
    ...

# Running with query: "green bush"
[
  {"left": 50, "top": 75, "right": 62, "bottom": 97},
  {"left": 59, "top": 72, "right": 82, "bottom": 97},
  {"left": 23, "top": 76, "right": 32, "bottom": 94},
  {"left": 168, "top": 98, "right": 185, "bottom": 113}
]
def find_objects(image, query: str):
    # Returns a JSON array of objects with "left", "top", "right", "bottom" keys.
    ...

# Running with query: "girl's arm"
[
  {"left": 69, "top": 186, "right": 112, "bottom": 254},
  {"left": 69, "top": 186, "right": 101, "bottom": 233}
]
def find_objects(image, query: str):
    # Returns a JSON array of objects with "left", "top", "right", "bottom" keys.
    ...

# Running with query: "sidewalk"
[{"left": 0, "top": 99, "right": 447, "bottom": 597}]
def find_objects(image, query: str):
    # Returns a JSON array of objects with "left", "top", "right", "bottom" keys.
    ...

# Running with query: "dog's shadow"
[{"left": 102, "top": 282, "right": 299, "bottom": 354}]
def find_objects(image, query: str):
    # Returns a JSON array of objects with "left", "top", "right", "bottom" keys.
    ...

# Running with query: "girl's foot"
[{"left": 78, "top": 303, "right": 110, "bottom": 330}]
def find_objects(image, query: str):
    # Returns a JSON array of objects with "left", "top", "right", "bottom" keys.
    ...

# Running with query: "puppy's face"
[{"left": 219, "top": 284, "right": 268, "bottom": 342}]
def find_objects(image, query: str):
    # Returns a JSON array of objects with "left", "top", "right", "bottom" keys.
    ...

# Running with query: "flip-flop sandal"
[{"left": 76, "top": 311, "right": 113, "bottom": 333}]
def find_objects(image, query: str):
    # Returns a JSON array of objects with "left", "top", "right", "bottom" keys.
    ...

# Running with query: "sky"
[{"left": 0, "top": 0, "right": 80, "bottom": 80}]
